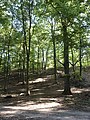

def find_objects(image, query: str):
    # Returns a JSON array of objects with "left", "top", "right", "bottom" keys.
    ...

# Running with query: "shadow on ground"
[{"left": 0, "top": 68, "right": 90, "bottom": 119}]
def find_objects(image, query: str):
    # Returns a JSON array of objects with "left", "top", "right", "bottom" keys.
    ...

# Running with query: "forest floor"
[{"left": 0, "top": 67, "right": 90, "bottom": 120}]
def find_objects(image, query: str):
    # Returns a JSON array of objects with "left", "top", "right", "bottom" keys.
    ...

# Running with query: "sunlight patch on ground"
[
  {"left": 31, "top": 88, "right": 41, "bottom": 92},
  {"left": 39, "top": 98, "right": 59, "bottom": 102},
  {"left": 71, "top": 87, "right": 90, "bottom": 93},
  {"left": 0, "top": 110, "right": 18, "bottom": 117},
  {"left": 2, "top": 101, "right": 60, "bottom": 114},
  {"left": 36, "top": 102, "right": 60, "bottom": 112},
  {"left": 57, "top": 89, "right": 64, "bottom": 92},
  {"left": 0, "top": 94, "right": 18, "bottom": 98},
  {"left": 30, "top": 78, "right": 46, "bottom": 84},
  {"left": 81, "top": 88, "right": 90, "bottom": 92},
  {"left": 71, "top": 88, "right": 82, "bottom": 93}
]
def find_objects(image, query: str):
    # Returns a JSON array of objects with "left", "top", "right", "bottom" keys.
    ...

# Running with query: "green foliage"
[{"left": 0, "top": 0, "right": 89, "bottom": 73}]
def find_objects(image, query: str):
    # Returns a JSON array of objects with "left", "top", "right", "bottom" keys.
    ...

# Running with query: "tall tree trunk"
[
  {"left": 5, "top": 38, "right": 11, "bottom": 92},
  {"left": 25, "top": 0, "right": 32, "bottom": 95},
  {"left": 42, "top": 48, "right": 44, "bottom": 70},
  {"left": 32, "top": 45, "right": 35, "bottom": 73},
  {"left": 71, "top": 44, "right": 75, "bottom": 73},
  {"left": 21, "top": 0, "right": 30, "bottom": 95},
  {"left": 51, "top": 18, "right": 57, "bottom": 83},
  {"left": 22, "top": 42, "right": 26, "bottom": 84},
  {"left": 0, "top": 53, "right": 2, "bottom": 69},
  {"left": 62, "top": 21, "right": 72, "bottom": 95},
  {"left": 26, "top": 51, "right": 30, "bottom": 95},
  {"left": 7, "top": 40, "right": 10, "bottom": 83},
  {"left": 37, "top": 39, "right": 40, "bottom": 72},
  {"left": 18, "top": 52, "right": 22, "bottom": 82},
  {"left": 21, "top": 1, "right": 26, "bottom": 84},
  {"left": 3, "top": 49, "right": 7, "bottom": 91},
  {"left": 79, "top": 38, "right": 82, "bottom": 77}
]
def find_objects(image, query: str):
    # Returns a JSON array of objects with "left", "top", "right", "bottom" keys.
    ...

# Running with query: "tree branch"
[
  {"left": 69, "top": 60, "right": 79, "bottom": 66},
  {"left": 57, "top": 59, "right": 64, "bottom": 66}
]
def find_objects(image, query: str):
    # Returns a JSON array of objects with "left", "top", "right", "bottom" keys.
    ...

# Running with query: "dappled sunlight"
[
  {"left": 0, "top": 110, "right": 18, "bottom": 117},
  {"left": 0, "top": 68, "right": 90, "bottom": 119},
  {"left": 31, "top": 88, "right": 41, "bottom": 92},
  {"left": 72, "top": 88, "right": 82, "bottom": 93},
  {"left": 35, "top": 78, "right": 46, "bottom": 82},
  {"left": 57, "top": 89, "right": 64, "bottom": 92},
  {"left": 0, "top": 99, "right": 90, "bottom": 119},
  {"left": 0, "top": 94, "right": 18, "bottom": 98},
  {"left": 71, "top": 87, "right": 90, "bottom": 93},
  {"left": 0, "top": 88, "right": 90, "bottom": 119},
  {"left": 30, "top": 102, "right": 60, "bottom": 112},
  {"left": 30, "top": 78, "right": 46, "bottom": 84},
  {"left": 2, "top": 101, "right": 60, "bottom": 113},
  {"left": 0, "top": 98, "right": 63, "bottom": 118}
]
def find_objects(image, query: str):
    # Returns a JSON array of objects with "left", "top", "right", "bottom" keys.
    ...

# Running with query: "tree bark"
[
  {"left": 42, "top": 48, "right": 44, "bottom": 70},
  {"left": 21, "top": 0, "right": 31, "bottom": 95},
  {"left": 51, "top": 18, "right": 57, "bottom": 83},
  {"left": 70, "top": 43, "right": 75, "bottom": 73},
  {"left": 62, "top": 21, "right": 72, "bottom": 95},
  {"left": 79, "top": 38, "right": 82, "bottom": 77}
]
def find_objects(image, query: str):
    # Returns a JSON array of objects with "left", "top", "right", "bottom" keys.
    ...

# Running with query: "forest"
[{"left": 0, "top": 0, "right": 90, "bottom": 119}]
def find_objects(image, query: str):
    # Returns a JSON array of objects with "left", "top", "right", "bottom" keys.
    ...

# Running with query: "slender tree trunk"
[
  {"left": 0, "top": 53, "right": 2, "bottom": 68},
  {"left": 52, "top": 35, "right": 57, "bottom": 83},
  {"left": 79, "top": 38, "right": 82, "bottom": 77},
  {"left": 20, "top": 0, "right": 26, "bottom": 84},
  {"left": 25, "top": 0, "right": 32, "bottom": 95},
  {"left": 18, "top": 53, "right": 22, "bottom": 81},
  {"left": 37, "top": 39, "right": 40, "bottom": 72},
  {"left": 51, "top": 18, "right": 57, "bottom": 83},
  {"left": 21, "top": 0, "right": 30, "bottom": 95},
  {"left": 4, "top": 51, "right": 7, "bottom": 91},
  {"left": 22, "top": 42, "right": 26, "bottom": 84},
  {"left": 5, "top": 39, "right": 11, "bottom": 91},
  {"left": 42, "top": 48, "right": 44, "bottom": 70},
  {"left": 71, "top": 45, "right": 75, "bottom": 73},
  {"left": 7, "top": 43, "right": 10, "bottom": 82},
  {"left": 62, "top": 21, "right": 72, "bottom": 95},
  {"left": 32, "top": 45, "right": 35, "bottom": 73},
  {"left": 26, "top": 51, "right": 30, "bottom": 95}
]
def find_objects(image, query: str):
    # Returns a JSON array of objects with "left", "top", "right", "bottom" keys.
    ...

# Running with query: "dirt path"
[
  {"left": 0, "top": 87, "right": 90, "bottom": 120},
  {"left": 0, "top": 101, "right": 90, "bottom": 120},
  {"left": 0, "top": 68, "right": 90, "bottom": 120}
]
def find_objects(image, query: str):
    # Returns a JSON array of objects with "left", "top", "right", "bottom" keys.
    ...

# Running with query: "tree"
[
  {"left": 51, "top": 17, "right": 57, "bottom": 83},
  {"left": 20, "top": 0, "right": 34, "bottom": 95}
]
